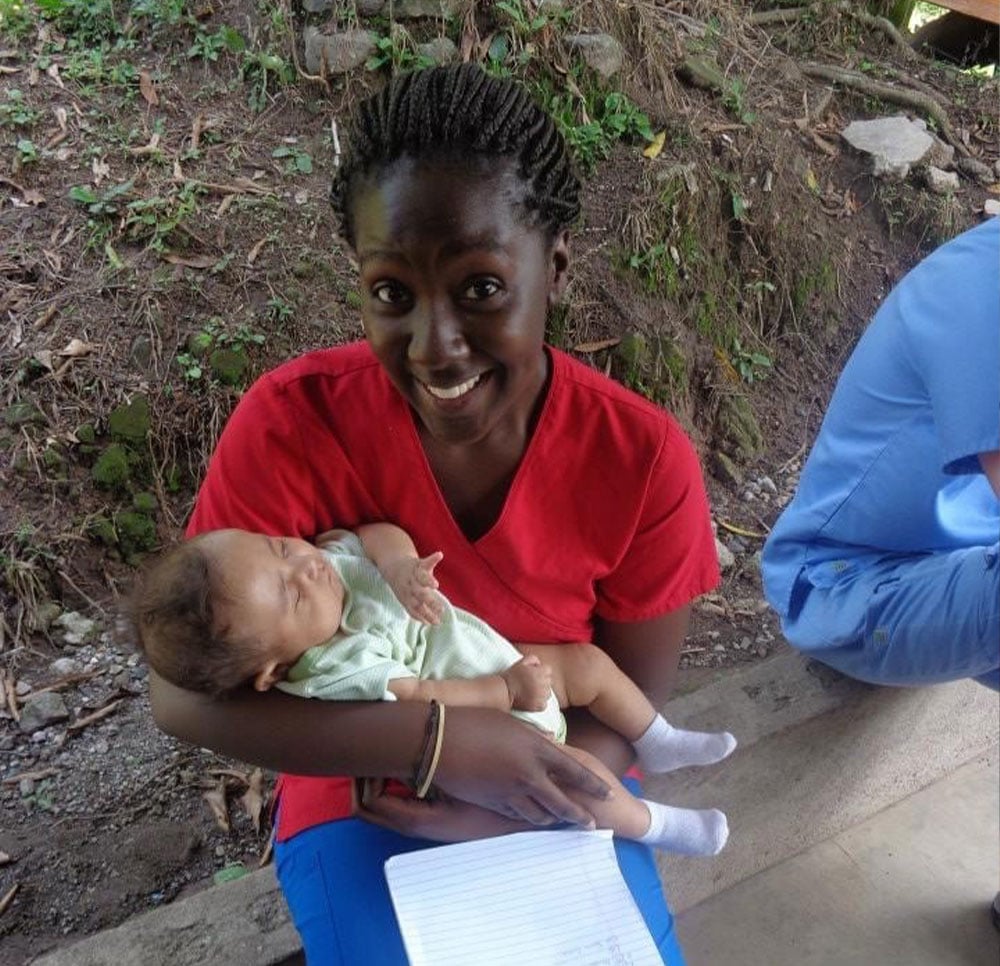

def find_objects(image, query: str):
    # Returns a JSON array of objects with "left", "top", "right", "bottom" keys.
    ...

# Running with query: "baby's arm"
[
  {"left": 388, "top": 655, "right": 552, "bottom": 712},
  {"left": 355, "top": 523, "right": 444, "bottom": 625}
]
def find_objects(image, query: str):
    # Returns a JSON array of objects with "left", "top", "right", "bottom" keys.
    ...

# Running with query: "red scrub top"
[{"left": 187, "top": 341, "right": 719, "bottom": 840}]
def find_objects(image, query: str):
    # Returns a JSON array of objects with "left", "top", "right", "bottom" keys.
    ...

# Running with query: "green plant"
[
  {"left": 272, "top": 144, "right": 313, "bottom": 175},
  {"left": 123, "top": 181, "right": 202, "bottom": 251},
  {"left": 365, "top": 33, "right": 433, "bottom": 73},
  {"left": 624, "top": 242, "right": 680, "bottom": 297},
  {"left": 0, "top": 89, "right": 41, "bottom": 128},
  {"left": 175, "top": 318, "right": 264, "bottom": 384},
  {"left": 35, "top": 0, "right": 122, "bottom": 46},
  {"left": 0, "top": 0, "right": 34, "bottom": 37},
  {"left": 188, "top": 25, "right": 245, "bottom": 61},
  {"left": 266, "top": 295, "right": 295, "bottom": 324},
  {"left": 15, "top": 137, "right": 39, "bottom": 164},
  {"left": 241, "top": 49, "right": 293, "bottom": 111},
  {"left": 721, "top": 77, "right": 755, "bottom": 125},
  {"left": 730, "top": 337, "right": 772, "bottom": 384}
]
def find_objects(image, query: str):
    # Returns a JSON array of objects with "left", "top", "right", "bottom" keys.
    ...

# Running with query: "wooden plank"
[{"left": 929, "top": 0, "right": 1000, "bottom": 26}]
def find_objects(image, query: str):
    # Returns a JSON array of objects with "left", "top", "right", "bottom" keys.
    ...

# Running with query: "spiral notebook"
[{"left": 384, "top": 829, "right": 662, "bottom": 966}]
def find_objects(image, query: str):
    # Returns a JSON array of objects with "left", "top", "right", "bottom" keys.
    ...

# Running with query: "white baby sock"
[
  {"left": 637, "top": 800, "right": 729, "bottom": 855},
  {"left": 633, "top": 714, "right": 736, "bottom": 773}
]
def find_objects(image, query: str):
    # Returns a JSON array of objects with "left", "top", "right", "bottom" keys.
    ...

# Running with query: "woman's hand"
[
  {"left": 357, "top": 779, "right": 535, "bottom": 842},
  {"left": 425, "top": 705, "right": 609, "bottom": 827}
]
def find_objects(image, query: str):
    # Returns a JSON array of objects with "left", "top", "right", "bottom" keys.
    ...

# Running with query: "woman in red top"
[{"left": 150, "top": 65, "right": 720, "bottom": 964}]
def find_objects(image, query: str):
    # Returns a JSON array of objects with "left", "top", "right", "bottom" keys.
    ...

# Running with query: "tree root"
[
  {"left": 748, "top": 1, "right": 916, "bottom": 60},
  {"left": 799, "top": 61, "right": 969, "bottom": 156}
]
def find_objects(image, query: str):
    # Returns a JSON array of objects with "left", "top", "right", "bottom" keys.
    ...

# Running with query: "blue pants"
[
  {"left": 783, "top": 542, "right": 1000, "bottom": 689},
  {"left": 275, "top": 779, "right": 685, "bottom": 965}
]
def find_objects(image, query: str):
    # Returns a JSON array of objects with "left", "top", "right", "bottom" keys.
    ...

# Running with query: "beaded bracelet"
[{"left": 414, "top": 701, "right": 446, "bottom": 800}]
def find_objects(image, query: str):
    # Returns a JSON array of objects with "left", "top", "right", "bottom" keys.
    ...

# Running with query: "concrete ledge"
[
  {"left": 652, "top": 653, "right": 999, "bottom": 912},
  {"left": 31, "top": 865, "right": 301, "bottom": 966}
]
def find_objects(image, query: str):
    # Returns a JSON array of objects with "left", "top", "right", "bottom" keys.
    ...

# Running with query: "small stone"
[
  {"left": 127, "top": 654, "right": 140, "bottom": 667},
  {"left": 566, "top": 32, "right": 624, "bottom": 78},
  {"left": 984, "top": 199, "right": 1000, "bottom": 216},
  {"left": 215, "top": 845, "right": 226, "bottom": 857},
  {"left": 19, "top": 778, "right": 35, "bottom": 796},
  {"left": 303, "top": 28, "right": 378, "bottom": 74},
  {"left": 712, "top": 643, "right": 726, "bottom": 652},
  {"left": 55, "top": 611, "right": 96, "bottom": 646},
  {"left": 416, "top": 36, "right": 458, "bottom": 65},
  {"left": 956, "top": 155, "right": 994, "bottom": 185},
  {"left": 0, "top": 736, "right": 14, "bottom": 751},
  {"left": 14, "top": 680, "right": 31, "bottom": 697},
  {"left": 92, "top": 739, "right": 110, "bottom": 755},
  {"left": 107, "top": 663, "right": 124, "bottom": 676},
  {"left": 356, "top": 0, "right": 385, "bottom": 13},
  {"left": 925, "top": 165, "right": 959, "bottom": 194},
  {"left": 676, "top": 54, "right": 726, "bottom": 92},
  {"left": 19, "top": 692, "right": 69, "bottom": 733},
  {"left": 301, "top": 0, "right": 332, "bottom": 10},
  {"left": 925, "top": 135, "right": 954, "bottom": 169},
  {"left": 114, "top": 670, "right": 132, "bottom": 691},
  {"left": 758, "top": 475, "right": 777, "bottom": 495},
  {"left": 31, "top": 601, "right": 62, "bottom": 632},
  {"left": 393, "top": 0, "right": 461, "bottom": 17},
  {"left": 49, "top": 657, "right": 81, "bottom": 676},
  {"left": 715, "top": 537, "right": 736, "bottom": 570}
]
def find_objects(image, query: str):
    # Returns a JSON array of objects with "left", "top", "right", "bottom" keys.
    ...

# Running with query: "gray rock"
[
  {"left": 926, "top": 165, "right": 959, "bottom": 194},
  {"left": 956, "top": 155, "right": 994, "bottom": 185},
  {"left": 758, "top": 475, "right": 777, "bottom": 495},
  {"left": 55, "top": 611, "right": 95, "bottom": 646},
  {"left": 19, "top": 692, "right": 69, "bottom": 733},
  {"left": 984, "top": 199, "right": 1000, "bottom": 216},
  {"left": 710, "top": 450, "right": 743, "bottom": 489},
  {"left": 31, "top": 601, "right": 62, "bottom": 632},
  {"left": 394, "top": 0, "right": 461, "bottom": 17},
  {"left": 676, "top": 55, "right": 726, "bottom": 92},
  {"left": 841, "top": 116, "right": 933, "bottom": 179},
  {"left": 417, "top": 36, "right": 458, "bottom": 65},
  {"left": 357, "top": 0, "right": 385, "bottom": 13},
  {"left": 301, "top": 0, "right": 332, "bottom": 11},
  {"left": 925, "top": 135, "right": 954, "bottom": 169},
  {"left": 715, "top": 537, "right": 736, "bottom": 571},
  {"left": 566, "top": 32, "right": 624, "bottom": 78},
  {"left": 48, "top": 657, "right": 81, "bottom": 677},
  {"left": 303, "top": 27, "right": 377, "bottom": 74}
]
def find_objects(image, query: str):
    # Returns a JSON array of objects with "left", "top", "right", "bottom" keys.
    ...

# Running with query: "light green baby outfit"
[{"left": 276, "top": 531, "right": 566, "bottom": 741}]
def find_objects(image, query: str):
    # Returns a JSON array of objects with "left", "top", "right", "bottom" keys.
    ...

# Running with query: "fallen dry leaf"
[
  {"left": 643, "top": 131, "right": 666, "bottom": 159},
  {"left": 162, "top": 252, "right": 217, "bottom": 269},
  {"left": 91, "top": 157, "right": 110, "bottom": 185},
  {"left": 247, "top": 236, "right": 268, "bottom": 265},
  {"left": 0, "top": 64, "right": 20, "bottom": 75},
  {"left": 33, "top": 349, "right": 54, "bottom": 371},
  {"left": 58, "top": 338, "right": 96, "bottom": 358},
  {"left": 45, "top": 62, "right": 63, "bottom": 88},
  {"left": 19, "top": 187, "right": 44, "bottom": 206},
  {"left": 204, "top": 779, "right": 231, "bottom": 832},
  {"left": 130, "top": 132, "right": 161, "bottom": 157},
  {"left": 139, "top": 69, "right": 159, "bottom": 106},
  {"left": 240, "top": 768, "right": 265, "bottom": 832},
  {"left": 54, "top": 106, "right": 67, "bottom": 131}
]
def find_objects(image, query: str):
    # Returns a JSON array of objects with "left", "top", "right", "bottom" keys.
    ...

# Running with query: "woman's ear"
[{"left": 547, "top": 230, "right": 571, "bottom": 308}]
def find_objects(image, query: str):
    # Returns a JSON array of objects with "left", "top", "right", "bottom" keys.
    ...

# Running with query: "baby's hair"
[
  {"left": 129, "top": 536, "right": 260, "bottom": 697},
  {"left": 332, "top": 63, "right": 581, "bottom": 245}
]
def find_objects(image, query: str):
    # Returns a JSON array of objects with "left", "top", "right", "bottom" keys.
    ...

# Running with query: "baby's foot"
[
  {"left": 633, "top": 715, "right": 736, "bottom": 773},
  {"left": 637, "top": 801, "right": 729, "bottom": 855}
]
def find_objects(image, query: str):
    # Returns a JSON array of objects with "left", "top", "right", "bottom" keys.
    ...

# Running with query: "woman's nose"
[{"left": 408, "top": 304, "right": 468, "bottom": 368}]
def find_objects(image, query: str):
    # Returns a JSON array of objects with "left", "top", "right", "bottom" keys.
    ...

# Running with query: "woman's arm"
[
  {"left": 148, "top": 670, "right": 609, "bottom": 824},
  {"left": 563, "top": 604, "right": 692, "bottom": 775}
]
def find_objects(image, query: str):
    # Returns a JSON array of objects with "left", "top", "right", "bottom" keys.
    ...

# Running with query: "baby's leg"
[
  {"left": 517, "top": 643, "right": 736, "bottom": 772},
  {"left": 559, "top": 744, "right": 728, "bottom": 856}
]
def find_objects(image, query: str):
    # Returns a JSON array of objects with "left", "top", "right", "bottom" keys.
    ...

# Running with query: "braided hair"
[{"left": 332, "top": 64, "right": 580, "bottom": 245}]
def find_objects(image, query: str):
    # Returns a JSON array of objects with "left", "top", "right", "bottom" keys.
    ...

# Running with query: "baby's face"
[{"left": 201, "top": 529, "right": 345, "bottom": 689}]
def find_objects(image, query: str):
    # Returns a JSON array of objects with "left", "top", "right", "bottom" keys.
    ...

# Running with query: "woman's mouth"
[{"left": 420, "top": 373, "right": 485, "bottom": 401}]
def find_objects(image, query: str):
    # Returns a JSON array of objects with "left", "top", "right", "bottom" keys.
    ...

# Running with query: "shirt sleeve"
[
  {"left": 276, "top": 634, "right": 414, "bottom": 702},
  {"left": 595, "top": 420, "right": 720, "bottom": 622},
  {"left": 186, "top": 375, "right": 318, "bottom": 538},
  {"left": 903, "top": 220, "right": 1000, "bottom": 474}
]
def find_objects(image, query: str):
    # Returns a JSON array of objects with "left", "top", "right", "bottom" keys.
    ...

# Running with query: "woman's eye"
[
  {"left": 462, "top": 278, "right": 501, "bottom": 301},
  {"left": 371, "top": 281, "right": 409, "bottom": 305}
]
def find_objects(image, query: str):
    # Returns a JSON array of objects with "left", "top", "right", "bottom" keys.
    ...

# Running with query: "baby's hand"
[
  {"left": 383, "top": 552, "right": 444, "bottom": 624},
  {"left": 501, "top": 655, "right": 552, "bottom": 712}
]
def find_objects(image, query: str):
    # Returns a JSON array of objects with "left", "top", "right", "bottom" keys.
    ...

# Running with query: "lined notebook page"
[{"left": 384, "top": 829, "right": 662, "bottom": 966}]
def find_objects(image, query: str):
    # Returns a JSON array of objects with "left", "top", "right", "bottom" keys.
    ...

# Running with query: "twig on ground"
[
  {"left": 0, "top": 884, "right": 19, "bottom": 918},
  {"left": 2, "top": 672, "right": 20, "bottom": 723},
  {"left": 2, "top": 767, "right": 59, "bottom": 786},
  {"left": 717, "top": 519, "right": 769, "bottom": 539},
  {"left": 799, "top": 62, "right": 969, "bottom": 156},
  {"left": 25, "top": 668, "right": 101, "bottom": 697},
  {"left": 66, "top": 698, "right": 124, "bottom": 733}
]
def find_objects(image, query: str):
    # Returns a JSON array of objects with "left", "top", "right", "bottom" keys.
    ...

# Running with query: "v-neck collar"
[{"left": 390, "top": 346, "right": 559, "bottom": 548}]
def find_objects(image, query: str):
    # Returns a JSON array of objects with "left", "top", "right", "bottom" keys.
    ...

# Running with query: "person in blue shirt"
[{"left": 762, "top": 217, "right": 999, "bottom": 691}]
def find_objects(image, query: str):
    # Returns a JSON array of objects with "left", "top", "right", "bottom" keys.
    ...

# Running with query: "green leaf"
[
  {"left": 488, "top": 33, "right": 509, "bottom": 63},
  {"left": 213, "top": 863, "right": 249, "bottom": 886},
  {"left": 294, "top": 153, "right": 312, "bottom": 174},
  {"left": 69, "top": 185, "right": 98, "bottom": 205}
]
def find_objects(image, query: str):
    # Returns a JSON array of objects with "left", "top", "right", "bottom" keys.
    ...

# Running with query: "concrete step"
[
  {"left": 31, "top": 652, "right": 998, "bottom": 963},
  {"left": 675, "top": 747, "right": 1000, "bottom": 965},
  {"left": 648, "top": 652, "right": 999, "bottom": 913}
]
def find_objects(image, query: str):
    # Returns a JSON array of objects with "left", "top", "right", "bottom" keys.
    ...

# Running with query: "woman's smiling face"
[{"left": 351, "top": 158, "right": 569, "bottom": 446}]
